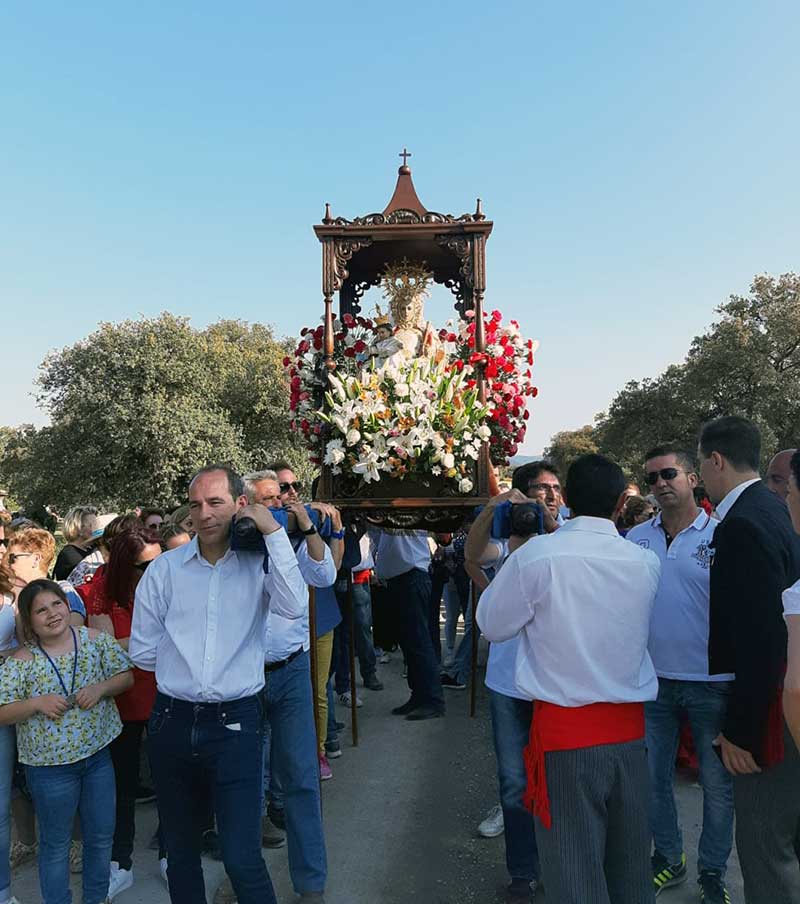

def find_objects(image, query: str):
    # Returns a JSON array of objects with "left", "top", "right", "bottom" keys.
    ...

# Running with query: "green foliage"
[
  {"left": 2, "top": 314, "right": 302, "bottom": 512},
  {"left": 595, "top": 272, "right": 800, "bottom": 478},
  {"left": 543, "top": 425, "right": 599, "bottom": 478}
]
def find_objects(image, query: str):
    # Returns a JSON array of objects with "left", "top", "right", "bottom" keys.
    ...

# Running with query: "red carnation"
[
  {"left": 344, "top": 347, "right": 356, "bottom": 358},
  {"left": 342, "top": 313, "right": 355, "bottom": 327}
]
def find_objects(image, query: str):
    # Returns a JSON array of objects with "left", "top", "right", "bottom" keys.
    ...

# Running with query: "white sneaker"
[
  {"left": 159, "top": 858, "right": 169, "bottom": 884},
  {"left": 108, "top": 861, "right": 134, "bottom": 899},
  {"left": 337, "top": 691, "right": 363, "bottom": 708},
  {"left": 477, "top": 804, "right": 504, "bottom": 838}
]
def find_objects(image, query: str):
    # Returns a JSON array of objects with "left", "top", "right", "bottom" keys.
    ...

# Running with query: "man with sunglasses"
[{"left": 626, "top": 446, "right": 732, "bottom": 903}]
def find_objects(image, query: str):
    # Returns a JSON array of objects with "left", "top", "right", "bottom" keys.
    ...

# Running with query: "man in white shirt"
[
  {"left": 373, "top": 530, "right": 444, "bottom": 720},
  {"left": 235, "top": 469, "right": 336, "bottom": 904},
  {"left": 130, "top": 464, "right": 307, "bottom": 904},
  {"left": 626, "top": 445, "right": 733, "bottom": 903},
  {"left": 477, "top": 454, "right": 660, "bottom": 904}
]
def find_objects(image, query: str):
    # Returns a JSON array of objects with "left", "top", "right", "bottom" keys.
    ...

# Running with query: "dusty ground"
[{"left": 11, "top": 639, "right": 744, "bottom": 903}]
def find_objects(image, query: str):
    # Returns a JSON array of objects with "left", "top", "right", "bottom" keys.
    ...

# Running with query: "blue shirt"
[
  {"left": 59, "top": 580, "right": 87, "bottom": 620},
  {"left": 372, "top": 531, "right": 431, "bottom": 580},
  {"left": 627, "top": 511, "right": 733, "bottom": 682}
]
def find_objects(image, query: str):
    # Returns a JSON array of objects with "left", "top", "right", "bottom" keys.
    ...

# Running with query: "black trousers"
[{"left": 110, "top": 721, "right": 146, "bottom": 870}]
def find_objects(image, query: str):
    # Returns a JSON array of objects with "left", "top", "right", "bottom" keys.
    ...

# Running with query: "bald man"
[{"left": 766, "top": 449, "right": 797, "bottom": 502}]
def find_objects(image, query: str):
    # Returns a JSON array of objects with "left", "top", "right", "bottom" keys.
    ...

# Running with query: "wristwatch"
[{"left": 301, "top": 524, "right": 318, "bottom": 536}]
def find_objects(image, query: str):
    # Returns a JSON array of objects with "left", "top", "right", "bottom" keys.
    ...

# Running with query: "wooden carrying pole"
[{"left": 347, "top": 571, "right": 359, "bottom": 746}]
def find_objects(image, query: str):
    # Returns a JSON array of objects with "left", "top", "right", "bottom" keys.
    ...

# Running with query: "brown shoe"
[{"left": 213, "top": 876, "right": 237, "bottom": 904}]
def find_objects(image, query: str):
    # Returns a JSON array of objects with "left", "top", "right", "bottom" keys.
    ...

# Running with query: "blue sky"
[{"left": 2, "top": 2, "right": 798, "bottom": 454}]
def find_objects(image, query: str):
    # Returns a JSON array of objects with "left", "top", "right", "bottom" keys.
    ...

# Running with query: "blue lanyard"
[{"left": 38, "top": 627, "right": 78, "bottom": 704}]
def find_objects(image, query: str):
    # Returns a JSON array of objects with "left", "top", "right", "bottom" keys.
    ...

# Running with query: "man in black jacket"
[{"left": 699, "top": 416, "right": 800, "bottom": 903}]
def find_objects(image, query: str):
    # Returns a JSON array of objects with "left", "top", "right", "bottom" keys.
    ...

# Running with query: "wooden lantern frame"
[{"left": 313, "top": 153, "right": 495, "bottom": 528}]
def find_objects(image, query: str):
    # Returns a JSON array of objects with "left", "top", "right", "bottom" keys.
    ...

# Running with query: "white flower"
[
  {"left": 345, "top": 428, "right": 361, "bottom": 447},
  {"left": 324, "top": 439, "right": 346, "bottom": 466},
  {"left": 394, "top": 382, "right": 410, "bottom": 398},
  {"left": 458, "top": 478, "right": 474, "bottom": 493},
  {"left": 353, "top": 450, "right": 382, "bottom": 482},
  {"left": 442, "top": 452, "right": 455, "bottom": 470},
  {"left": 476, "top": 425, "right": 491, "bottom": 441},
  {"left": 431, "top": 465, "right": 442, "bottom": 476}
]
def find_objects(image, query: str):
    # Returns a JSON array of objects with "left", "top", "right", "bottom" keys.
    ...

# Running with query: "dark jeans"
[
  {"left": 444, "top": 586, "right": 479, "bottom": 686},
  {"left": 110, "top": 721, "right": 147, "bottom": 871},
  {"left": 371, "top": 583, "right": 400, "bottom": 652},
  {"left": 148, "top": 692, "right": 275, "bottom": 904},
  {"left": 387, "top": 568, "right": 444, "bottom": 709},
  {"left": 334, "top": 581, "right": 378, "bottom": 694},
  {"left": 489, "top": 690, "right": 540, "bottom": 882}
]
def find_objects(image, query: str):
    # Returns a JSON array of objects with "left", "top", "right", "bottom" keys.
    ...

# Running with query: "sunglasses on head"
[
  {"left": 646, "top": 467, "right": 681, "bottom": 485},
  {"left": 279, "top": 481, "right": 302, "bottom": 493}
]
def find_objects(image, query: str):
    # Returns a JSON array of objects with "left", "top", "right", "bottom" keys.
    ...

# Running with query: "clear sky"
[{"left": 2, "top": 1, "right": 798, "bottom": 454}]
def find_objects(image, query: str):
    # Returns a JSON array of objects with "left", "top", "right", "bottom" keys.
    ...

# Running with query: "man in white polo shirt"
[{"left": 627, "top": 445, "right": 733, "bottom": 904}]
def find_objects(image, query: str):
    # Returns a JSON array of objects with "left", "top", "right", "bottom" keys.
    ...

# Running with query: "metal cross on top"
[{"left": 399, "top": 147, "right": 412, "bottom": 166}]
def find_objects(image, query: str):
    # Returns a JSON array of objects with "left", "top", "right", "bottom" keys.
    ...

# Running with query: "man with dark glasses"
[{"left": 627, "top": 446, "right": 732, "bottom": 903}]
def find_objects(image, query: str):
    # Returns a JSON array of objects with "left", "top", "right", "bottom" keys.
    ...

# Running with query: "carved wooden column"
[{"left": 322, "top": 238, "right": 336, "bottom": 372}]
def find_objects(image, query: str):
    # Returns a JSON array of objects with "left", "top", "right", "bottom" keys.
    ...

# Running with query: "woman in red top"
[{"left": 85, "top": 526, "right": 161, "bottom": 898}]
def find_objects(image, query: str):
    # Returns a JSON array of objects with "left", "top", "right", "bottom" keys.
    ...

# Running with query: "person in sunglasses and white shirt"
[
  {"left": 130, "top": 464, "right": 307, "bottom": 904},
  {"left": 626, "top": 446, "right": 733, "bottom": 904}
]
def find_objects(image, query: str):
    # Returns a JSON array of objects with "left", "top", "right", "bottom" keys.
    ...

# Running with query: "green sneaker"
[
  {"left": 652, "top": 850, "right": 687, "bottom": 896},
  {"left": 698, "top": 870, "right": 731, "bottom": 903}
]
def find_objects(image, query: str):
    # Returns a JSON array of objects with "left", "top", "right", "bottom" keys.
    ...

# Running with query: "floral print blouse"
[{"left": 0, "top": 627, "right": 131, "bottom": 766}]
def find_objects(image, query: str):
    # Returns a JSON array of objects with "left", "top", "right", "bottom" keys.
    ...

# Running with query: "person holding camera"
[
  {"left": 477, "top": 454, "right": 661, "bottom": 904},
  {"left": 129, "top": 464, "right": 307, "bottom": 904},
  {"left": 463, "top": 476, "right": 558, "bottom": 904}
]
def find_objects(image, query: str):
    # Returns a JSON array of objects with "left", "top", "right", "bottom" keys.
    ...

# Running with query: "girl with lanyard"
[
  {"left": 0, "top": 579, "right": 132, "bottom": 904},
  {"left": 0, "top": 562, "right": 20, "bottom": 904}
]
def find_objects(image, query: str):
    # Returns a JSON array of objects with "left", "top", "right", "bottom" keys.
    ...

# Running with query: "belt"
[
  {"left": 154, "top": 691, "right": 259, "bottom": 713},
  {"left": 264, "top": 646, "right": 304, "bottom": 673}
]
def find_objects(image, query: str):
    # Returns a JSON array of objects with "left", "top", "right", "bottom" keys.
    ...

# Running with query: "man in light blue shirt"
[{"left": 627, "top": 444, "right": 733, "bottom": 904}]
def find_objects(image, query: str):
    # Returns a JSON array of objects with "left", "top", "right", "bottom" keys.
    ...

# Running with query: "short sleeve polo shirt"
[{"left": 627, "top": 510, "right": 732, "bottom": 682}]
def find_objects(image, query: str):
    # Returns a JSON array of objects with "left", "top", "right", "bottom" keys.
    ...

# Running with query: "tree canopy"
[
  {"left": 594, "top": 272, "right": 800, "bottom": 477},
  {"left": 2, "top": 314, "right": 306, "bottom": 513}
]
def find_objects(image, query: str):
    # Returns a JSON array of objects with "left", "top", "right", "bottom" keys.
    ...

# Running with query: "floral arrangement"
[
  {"left": 284, "top": 314, "right": 376, "bottom": 464},
  {"left": 284, "top": 307, "right": 538, "bottom": 488},
  {"left": 438, "top": 310, "right": 538, "bottom": 464},
  {"left": 319, "top": 357, "right": 489, "bottom": 493}
]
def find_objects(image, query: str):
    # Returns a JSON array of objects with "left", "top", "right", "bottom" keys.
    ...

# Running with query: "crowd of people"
[{"left": 0, "top": 416, "right": 797, "bottom": 904}]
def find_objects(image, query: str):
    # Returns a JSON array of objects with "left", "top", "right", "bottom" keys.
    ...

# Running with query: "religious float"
[{"left": 286, "top": 151, "right": 538, "bottom": 530}]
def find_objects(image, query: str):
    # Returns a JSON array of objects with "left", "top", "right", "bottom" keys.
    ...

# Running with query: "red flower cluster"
[{"left": 440, "top": 310, "right": 538, "bottom": 465}]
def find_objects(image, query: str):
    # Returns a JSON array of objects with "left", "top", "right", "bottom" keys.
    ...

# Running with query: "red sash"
[
  {"left": 352, "top": 569, "right": 372, "bottom": 585},
  {"left": 523, "top": 700, "right": 645, "bottom": 829}
]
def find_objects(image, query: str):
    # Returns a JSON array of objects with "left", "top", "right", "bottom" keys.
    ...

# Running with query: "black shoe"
[
  {"left": 334, "top": 720, "right": 345, "bottom": 731},
  {"left": 267, "top": 803, "right": 286, "bottom": 831},
  {"left": 406, "top": 705, "right": 445, "bottom": 721},
  {"left": 391, "top": 699, "right": 419, "bottom": 716},
  {"left": 363, "top": 676, "right": 384, "bottom": 691},
  {"left": 135, "top": 784, "right": 156, "bottom": 804},
  {"left": 440, "top": 674, "right": 466, "bottom": 690},
  {"left": 698, "top": 870, "right": 730, "bottom": 904},
  {"left": 652, "top": 850, "right": 686, "bottom": 896},
  {"left": 507, "top": 878, "right": 536, "bottom": 903},
  {"left": 201, "top": 829, "right": 223, "bottom": 860}
]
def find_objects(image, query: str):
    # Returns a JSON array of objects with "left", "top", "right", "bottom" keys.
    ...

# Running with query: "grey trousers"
[
  {"left": 534, "top": 739, "right": 654, "bottom": 904},
  {"left": 733, "top": 725, "right": 800, "bottom": 904}
]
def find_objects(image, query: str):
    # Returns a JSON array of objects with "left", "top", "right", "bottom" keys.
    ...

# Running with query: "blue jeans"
[
  {"left": 333, "top": 581, "right": 378, "bottom": 694},
  {"left": 444, "top": 587, "right": 478, "bottom": 685},
  {"left": 489, "top": 690, "right": 540, "bottom": 882},
  {"left": 645, "top": 679, "right": 734, "bottom": 874},
  {"left": 148, "top": 693, "right": 275, "bottom": 904},
  {"left": 0, "top": 726, "right": 15, "bottom": 902},
  {"left": 262, "top": 650, "right": 327, "bottom": 895},
  {"left": 26, "top": 746, "right": 116, "bottom": 904},
  {"left": 388, "top": 568, "right": 444, "bottom": 709}
]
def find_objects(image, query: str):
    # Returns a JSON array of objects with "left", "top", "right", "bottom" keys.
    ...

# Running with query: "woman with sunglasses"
[
  {"left": 0, "top": 579, "right": 132, "bottom": 904},
  {"left": 84, "top": 526, "right": 162, "bottom": 899}
]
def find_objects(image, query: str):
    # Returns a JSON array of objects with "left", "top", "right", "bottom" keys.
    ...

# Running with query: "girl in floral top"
[
  {"left": 0, "top": 562, "right": 20, "bottom": 904},
  {"left": 0, "top": 579, "right": 133, "bottom": 904}
]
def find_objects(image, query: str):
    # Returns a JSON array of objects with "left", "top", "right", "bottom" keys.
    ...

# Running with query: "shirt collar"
[
  {"left": 558, "top": 516, "right": 620, "bottom": 536},
  {"left": 181, "top": 535, "right": 235, "bottom": 567},
  {"left": 715, "top": 478, "right": 761, "bottom": 521},
  {"left": 652, "top": 508, "right": 708, "bottom": 532}
]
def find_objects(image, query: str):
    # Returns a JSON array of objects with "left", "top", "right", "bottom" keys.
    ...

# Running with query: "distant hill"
[{"left": 509, "top": 454, "right": 543, "bottom": 468}]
